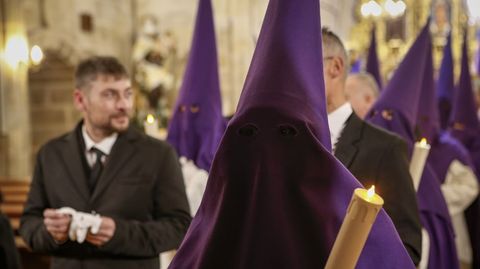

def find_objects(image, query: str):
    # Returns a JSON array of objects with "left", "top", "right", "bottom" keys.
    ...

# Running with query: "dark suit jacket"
[
  {"left": 20, "top": 123, "right": 192, "bottom": 269},
  {"left": 334, "top": 113, "right": 422, "bottom": 266},
  {"left": 0, "top": 213, "right": 21, "bottom": 269}
]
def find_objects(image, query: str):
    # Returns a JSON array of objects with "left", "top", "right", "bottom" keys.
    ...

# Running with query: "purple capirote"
[
  {"left": 449, "top": 30, "right": 480, "bottom": 269},
  {"left": 167, "top": 0, "right": 226, "bottom": 172},
  {"left": 366, "top": 26, "right": 383, "bottom": 89},
  {"left": 437, "top": 33, "right": 455, "bottom": 130},
  {"left": 168, "top": 0, "right": 415, "bottom": 268}
]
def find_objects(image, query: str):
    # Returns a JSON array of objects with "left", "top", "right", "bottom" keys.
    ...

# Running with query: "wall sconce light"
[
  {"left": 30, "top": 45, "right": 44, "bottom": 66},
  {"left": 4, "top": 34, "right": 29, "bottom": 68},
  {"left": 3, "top": 35, "right": 44, "bottom": 68}
]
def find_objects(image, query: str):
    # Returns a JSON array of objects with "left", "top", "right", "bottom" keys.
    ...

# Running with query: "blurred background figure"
[{"left": 345, "top": 72, "right": 380, "bottom": 119}]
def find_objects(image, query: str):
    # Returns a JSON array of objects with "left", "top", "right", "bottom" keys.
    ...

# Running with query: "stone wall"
[
  {"left": 28, "top": 52, "right": 78, "bottom": 159},
  {"left": 134, "top": 0, "right": 354, "bottom": 115},
  {"left": 0, "top": 0, "right": 32, "bottom": 179},
  {"left": 24, "top": 0, "right": 133, "bottom": 68}
]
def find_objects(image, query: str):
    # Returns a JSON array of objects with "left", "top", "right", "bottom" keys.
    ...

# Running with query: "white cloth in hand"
[{"left": 56, "top": 207, "right": 102, "bottom": 243}]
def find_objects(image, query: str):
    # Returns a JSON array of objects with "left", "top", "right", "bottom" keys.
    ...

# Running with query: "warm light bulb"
[
  {"left": 367, "top": 185, "right": 376, "bottom": 199},
  {"left": 370, "top": 1, "right": 382, "bottom": 17},
  {"left": 146, "top": 114, "right": 155, "bottom": 124},
  {"left": 385, "top": 0, "right": 406, "bottom": 17},
  {"left": 5, "top": 35, "right": 29, "bottom": 68},
  {"left": 30, "top": 45, "right": 44, "bottom": 65},
  {"left": 361, "top": 1, "right": 382, "bottom": 18},
  {"left": 361, "top": 2, "right": 371, "bottom": 17}
]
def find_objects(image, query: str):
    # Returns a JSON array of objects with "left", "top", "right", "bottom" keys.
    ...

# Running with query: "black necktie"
[{"left": 88, "top": 147, "right": 105, "bottom": 193}]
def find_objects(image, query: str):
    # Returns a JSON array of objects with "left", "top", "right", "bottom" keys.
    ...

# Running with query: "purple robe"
[{"left": 168, "top": 0, "right": 414, "bottom": 268}]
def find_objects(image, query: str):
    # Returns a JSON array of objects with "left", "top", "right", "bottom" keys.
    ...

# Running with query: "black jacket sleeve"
[
  {"left": 19, "top": 148, "right": 63, "bottom": 253},
  {"left": 0, "top": 213, "right": 21, "bottom": 269},
  {"left": 376, "top": 137, "right": 422, "bottom": 266}
]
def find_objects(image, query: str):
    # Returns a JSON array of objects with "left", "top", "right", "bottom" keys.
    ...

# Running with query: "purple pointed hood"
[
  {"left": 418, "top": 46, "right": 463, "bottom": 269},
  {"left": 366, "top": 27, "right": 383, "bottom": 89},
  {"left": 476, "top": 30, "right": 480, "bottom": 75},
  {"left": 437, "top": 33, "right": 455, "bottom": 130},
  {"left": 367, "top": 20, "right": 431, "bottom": 144},
  {"left": 169, "top": 0, "right": 415, "bottom": 268},
  {"left": 366, "top": 20, "right": 460, "bottom": 269},
  {"left": 450, "top": 31, "right": 479, "bottom": 145},
  {"left": 450, "top": 32, "right": 480, "bottom": 268},
  {"left": 167, "top": 0, "right": 226, "bottom": 171},
  {"left": 416, "top": 38, "right": 440, "bottom": 142},
  {"left": 350, "top": 58, "right": 362, "bottom": 74}
]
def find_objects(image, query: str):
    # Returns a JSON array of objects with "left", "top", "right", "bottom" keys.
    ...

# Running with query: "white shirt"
[
  {"left": 82, "top": 125, "right": 118, "bottom": 168},
  {"left": 327, "top": 102, "right": 353, "bottom": 150},
  {"left": 441, "top": 160, "right": 479, "bottom": 263}
]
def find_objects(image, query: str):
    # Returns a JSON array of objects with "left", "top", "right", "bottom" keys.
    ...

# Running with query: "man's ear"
[
  {"left": 329, "top": 57, "right": 345, "bottom": 79},
  {"left": 73, "top": 89, "right": 86, "bottom": 111}
]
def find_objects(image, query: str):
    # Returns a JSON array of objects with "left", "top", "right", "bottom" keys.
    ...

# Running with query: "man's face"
[
  {"left": 75, "top": 75, "right": 134, "bottom": 134},
  {"left": 345, "top": 77, "right": 376, "bottom": 119}
]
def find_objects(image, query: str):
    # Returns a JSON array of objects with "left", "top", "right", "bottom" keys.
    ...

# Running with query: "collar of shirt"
[
  {"left": 82, "top": 125, "right": 118, "bottom": 156},
  {"left": 327, "top": 102, "right": 353, "bottom": 149}
]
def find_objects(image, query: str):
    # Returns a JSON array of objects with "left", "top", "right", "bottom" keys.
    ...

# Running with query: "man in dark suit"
[
  {"left": 20, "top": 56, "right": 191, "bottom": 269},
  {"left": 322, "top": 28, "right": 422, "bottom": 266}
]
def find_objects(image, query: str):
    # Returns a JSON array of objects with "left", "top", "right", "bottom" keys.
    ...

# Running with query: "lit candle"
[
  {"left": 409, "top": 138, "right": 431, "bottom": 191},
  {"left": 143, "top": 114, "right": 160, "bottom": 138},
  {"left": 325, "top": 186, "right": 384, "bottom": 269}
]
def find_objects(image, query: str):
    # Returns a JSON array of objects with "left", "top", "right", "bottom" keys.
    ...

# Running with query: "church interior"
[{"left": 1, "top": 0, "right": 480, "bottom": 269}]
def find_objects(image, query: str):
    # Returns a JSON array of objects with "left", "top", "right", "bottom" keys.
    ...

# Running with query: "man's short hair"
[
  {"left": 75, "top": 56, "right": 129, "bottom": 90},
  {"left": 348, "top": 72, "right": 380, "bottom": 97},
  {"left": 321, "top": 27, "right": 349, "bottom": 76}
]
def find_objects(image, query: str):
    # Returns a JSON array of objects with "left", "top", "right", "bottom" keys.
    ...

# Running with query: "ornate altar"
[{"left": 348, "top": 0, "right": 479, "bottom": 81}]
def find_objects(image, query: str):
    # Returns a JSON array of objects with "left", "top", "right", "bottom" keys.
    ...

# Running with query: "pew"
[{"left": 0, "top": 178, "right": 50, "bottom": 269}]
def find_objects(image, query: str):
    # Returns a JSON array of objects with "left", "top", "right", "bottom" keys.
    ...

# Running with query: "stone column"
[{"left": 0, "top": 0, "right": 32, "bottom": 180}]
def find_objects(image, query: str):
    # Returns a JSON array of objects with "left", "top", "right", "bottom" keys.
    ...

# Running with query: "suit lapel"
[
  {"left": 334, "top": 113, "right": 364, "bottom": 168},
  {"left": 61, "top": 125, "right": 90, "bottom": 203},
  {"left": 90, "top": 127, "right": 140, "bottom": 203}
]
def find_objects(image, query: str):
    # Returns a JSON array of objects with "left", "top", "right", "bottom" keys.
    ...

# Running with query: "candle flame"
[
  {"left": 419, "top": 138, "right": 428, "bottom": 146},
  {"left": 146, "top": 114, "right": 155, "bottom": 124},
  {"left": 367, "top": 185, "right": 376, "bottom": 199}
]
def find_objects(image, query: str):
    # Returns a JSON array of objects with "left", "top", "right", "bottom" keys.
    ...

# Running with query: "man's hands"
[
  {"left": 85, "top": 216, "right": 116, "bottom": 246},
  {"left": 44, "top": 209, "right": 116, "bottom": 246},
  {"left": 43, "top": 209, "right": 71, "bottom": 244}
]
